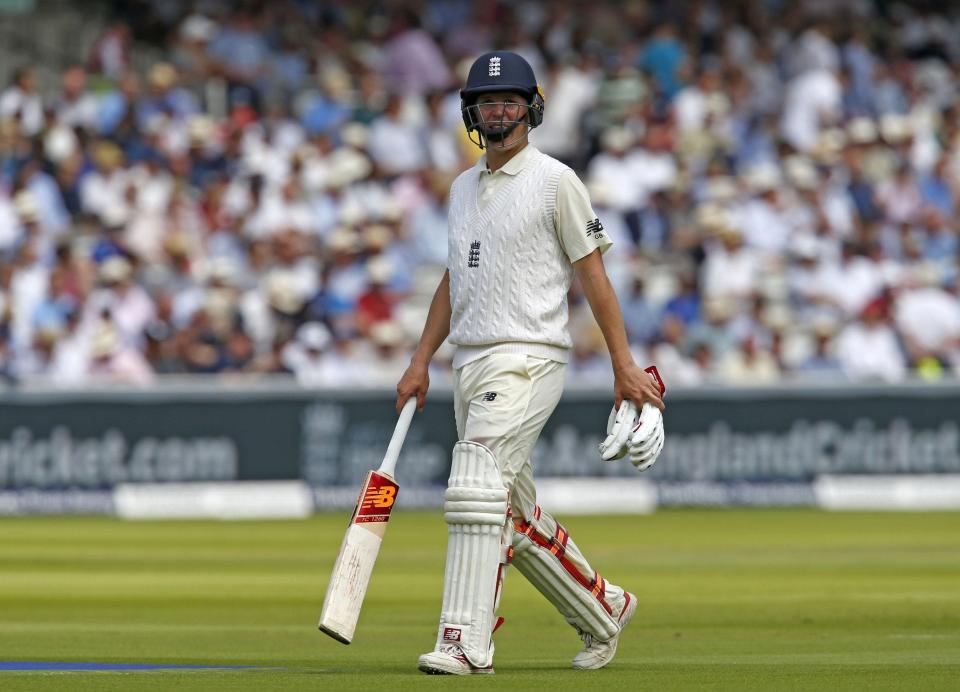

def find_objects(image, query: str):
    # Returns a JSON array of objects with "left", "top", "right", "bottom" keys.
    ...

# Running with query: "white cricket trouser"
[{"left": 453, "top": 352, "right": 626, "bottom": 625}]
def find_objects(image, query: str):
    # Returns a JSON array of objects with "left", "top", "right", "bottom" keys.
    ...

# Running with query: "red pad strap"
[
  {"left": 590, "top": 572, "right": 606, "bottom": 599},
  {"left": 513, "top": 517, "right": 613, "bottom": 615},
  {"left": 618, "top": 591, "right": 632, "bottom": 621},
  {"left": 549, "top": 523, "right": 569, "bottom": 558}
]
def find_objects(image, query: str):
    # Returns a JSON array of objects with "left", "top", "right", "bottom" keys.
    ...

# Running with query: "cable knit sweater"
[{"left": 447, "top": 148, "right": 574, "bottom": 363}]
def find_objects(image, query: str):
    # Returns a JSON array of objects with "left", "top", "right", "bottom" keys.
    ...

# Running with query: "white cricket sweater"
[{"left": 447, "top": 148, "right": 574, "bottom": 368}]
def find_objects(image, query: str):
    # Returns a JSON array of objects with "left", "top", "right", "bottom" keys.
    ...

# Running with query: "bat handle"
[{"left": 378, "top": 399, "right": 416, "bottom": 478}]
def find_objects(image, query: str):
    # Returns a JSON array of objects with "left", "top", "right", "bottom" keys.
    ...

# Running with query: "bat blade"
[{"left": 318, "top": 470, "right": 399, "bottom": 644}]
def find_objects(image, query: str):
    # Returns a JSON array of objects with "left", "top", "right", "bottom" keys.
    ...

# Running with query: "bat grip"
[{"left": 378, "top": 399, "right": 416, "bottom": 478}]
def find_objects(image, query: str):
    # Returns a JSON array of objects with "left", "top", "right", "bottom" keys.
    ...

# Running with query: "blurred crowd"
[{"left": 2, "top": 0, "right": 960, "bottom": 388}]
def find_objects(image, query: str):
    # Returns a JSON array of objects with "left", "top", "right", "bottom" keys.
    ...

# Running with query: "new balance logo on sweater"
[
  {"left": 585, "top": 218, "right": 604, "bottom": 238},
  {"left": 467, "top": 240, "right": 481, "bottom": 268}
]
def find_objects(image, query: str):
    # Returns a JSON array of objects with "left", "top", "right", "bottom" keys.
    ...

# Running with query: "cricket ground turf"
[{"left": 1, "top": 510, "right": 958, "bottom": 691}]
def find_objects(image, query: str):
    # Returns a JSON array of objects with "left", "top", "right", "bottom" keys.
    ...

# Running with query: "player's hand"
[
  {"left": 396, "top": 361, "right": 429, "bottom": 413},
  {"left": 613, "top": 362, "right": 665, "bottom": 412}
]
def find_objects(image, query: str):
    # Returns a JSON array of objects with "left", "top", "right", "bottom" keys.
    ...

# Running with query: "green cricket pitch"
[{"left": 1, "top": 510, "right": 958, "bottom": 691}]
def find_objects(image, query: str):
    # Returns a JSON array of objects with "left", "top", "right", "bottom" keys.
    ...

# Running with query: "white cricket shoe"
[
  {"left": 572, "top": 591, "right": 638, "bottom": 670},
  {"left": 418, "top": 644, "right": 495, "bottom": 675}
]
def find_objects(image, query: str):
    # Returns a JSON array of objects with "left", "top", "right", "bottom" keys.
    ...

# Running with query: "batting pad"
[
  {"left": 435, "top": 441, "right": 509, "bottom": 668},
  {"left": 511, "top": 512, "right": 621, "bottom": 641}
]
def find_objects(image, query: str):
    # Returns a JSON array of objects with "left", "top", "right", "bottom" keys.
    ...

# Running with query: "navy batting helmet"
[{"left": 460, "top": 51, "right": 545, "bottom": 149}]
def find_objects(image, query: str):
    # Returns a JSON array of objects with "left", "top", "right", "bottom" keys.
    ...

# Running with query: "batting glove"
[
  {"left": 598, "top": 400, "right": 639, "bottom": 462},
  {"left": 627, "top": 403, "right": 665, "bottom": 471}
]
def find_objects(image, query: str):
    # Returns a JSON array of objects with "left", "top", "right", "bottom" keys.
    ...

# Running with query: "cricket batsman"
[{"left": 396, "top": 51, "right": 666, "bottom": 675}]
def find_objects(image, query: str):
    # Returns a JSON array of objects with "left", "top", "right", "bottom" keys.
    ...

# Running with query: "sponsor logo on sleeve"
[{"left": 585, "top": 218, "right": 605, "bottom": 239}]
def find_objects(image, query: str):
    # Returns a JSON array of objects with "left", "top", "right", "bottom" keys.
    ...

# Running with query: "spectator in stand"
[
  {"left": 530, "top": 54, "right": 599, "bottom": 167},
  {"left": 367, "top": 94, "right": 429, "bottom": 176},
  {"left": 206, "top": 9, "right": 271, "bottom": 111},
  {"left": 82, "top": 256, "right": 156, "bottom": 349},
  {"left": 700, "top": 222, "right": 761, "bottom": 305},
  {"left": 661, "top": 270, "right": 701, "bottom": 327},
  {"left": 621, "top": 272, "right": 660, "bottom": 346},
  {"left": 137, "top": 63, "right": 200, "bottom": 132},
  {"left": 717, "top": 333, "right": 781, "bottom": 383},
  {"left": 836, "top": 297, "right": 906, "bottom": 382},
  {"left": 586, "top": 127, "right": 643, "bottom": 242},
  {"left": 8, "top": 238, "right": 49, "bottom": 356},
  {"left": 797, "top": 317, "right": 843, "bottom": 379},
  {"left": 367, "top": 320, "right": 409, "bottom": 383},
  {"left": 1, "top": 322, "right": 18, "bottom": 384},
  {"left": 812, "top": 241, "right": 885, "bottom": 318},
  {"left": 920, "top": 208, "right": 958, "bottom": 264},
  {"left": 171, "top": 13, "right": 217, "bottom": 98},
  {"left": 89, "top": 21, "right": 133, "bottom": 80},
  {"left": 637, "top": 22, "right": 686, "bottom": 99},
  {"left": 356, "top": 256, "right": 396, "bottom": 337},
  {"left": 893, "top": 264, "right": 960, "bottom": 372},
  {"left": 687, "top": 295, "right": 739, "bottom": 363},
  {"left": 380, "top": 11, "right": 453, "bottom": 97},
  {"left": 54, "top": 66, "right": 99, "bottom": 132},
  {"left": 85, "top": 321, "right": 154, "bottom": 385},
  {"left": 0, "top": 67, "right": 44, "bottom": 137},
  {"left": 738, "top": 163, "right": 793, "bottom": 256},
  {"left": 780, "top": 51, "right": 842, "bottom": 152},
  {"left": 918, "top": 155, "right": 956, "bottom": 217},
  {"left": 649, "top": 314, "right": 701, "bottom": 386},
  {"left": 283, "top": 321, "right": 332, "bottom": 387},
  {"left": 877, "top": 161, "right": 923, "bottom": 225}
]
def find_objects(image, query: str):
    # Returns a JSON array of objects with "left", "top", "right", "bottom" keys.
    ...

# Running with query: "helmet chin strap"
[
  {"left": 483, "top": 119, "right": 522, "bottom": 141},
  {"left": 473, "top": 108, "right": 530, "bottom": 151},
  {"left": 483, "top": 127, "right": 527, "bottom": 152}
]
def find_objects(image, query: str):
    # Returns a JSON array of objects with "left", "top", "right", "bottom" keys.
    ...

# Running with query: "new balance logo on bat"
[
  {"left": 467, "top": 240, "right": 481, "bottom": 267},
  {"left": 361, "top": 485, "right": 396, "bottom": 509},
  {"left": 585, "top": 218, "right": 604, "bottom": 238}
]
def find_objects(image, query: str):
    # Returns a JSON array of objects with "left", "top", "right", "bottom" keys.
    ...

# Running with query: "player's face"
[{"left": 474, "top": 91, "right": 529, "bottom": 149}]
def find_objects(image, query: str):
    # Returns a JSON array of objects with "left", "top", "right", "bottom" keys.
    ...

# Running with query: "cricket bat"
[{"left": 318, "top": 399, "right": 417, "bottom": 644}]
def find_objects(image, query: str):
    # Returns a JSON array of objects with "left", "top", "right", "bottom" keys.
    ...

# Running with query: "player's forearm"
[
  {"left": 410, "top": 270, "right": 452, "bottom": 367},
  {"left": 574, "top": 253, "right": 634, "bottom": 372}
]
